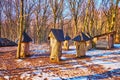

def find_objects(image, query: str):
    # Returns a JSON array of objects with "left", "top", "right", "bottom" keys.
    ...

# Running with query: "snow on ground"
[
  {"left": 0, "top": 44, "right": 120, "bottom": 80},
  {"left": 61, "top": 44, "right": 120, "bottom": 79},
  {"left": 85, "top": 44, "right": 120, "bottom": 70},
  {"left": 30, "top": 43, "right": 49, "bottom": 51},
  {"left": 62, "top": 46, "right": 76, "bottom": 54},
  {"left": 30, "top": 43, "right": 49, "bottom": 58},
  {"left": 20, "top": 70, "right": 62, "bottom": 80},
  {"left": 62, "top": 44, "right": 120, "bottom": 56},
  {"left": 15, "top": 59, "right": 23, "bottom": 62}
]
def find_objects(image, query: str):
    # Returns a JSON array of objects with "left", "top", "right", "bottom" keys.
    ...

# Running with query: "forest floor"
[{"left": 0, "top": 43, "right": 120, "bottom": 80}]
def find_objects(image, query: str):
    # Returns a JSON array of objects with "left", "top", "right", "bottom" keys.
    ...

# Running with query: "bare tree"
[
  {"left": 49, "top": 0, "right": 64, "bottom": 29},
  {"left": 102, "top": 0, "right": 119, "bottom": 32},
  {"left": 0, "top": 0, "right": 120, "bottom": 44},
  {"left": 0, "top": 0, "right": 3, "bottom": 37},
  {"left": 24, "top": 0, "right": 35, "bottom": 32},
  {"left": 83, "top": 0, "right": 90, "bottom": 33},
  {"left": 112, "top": 0, "right": 119, "bottom": 31},
  {"left": 16, "top": 0, "right": 24, "bottom": 59},
  {"left": 13, "top": 0, "right": 20, "bottom": 37},
  {"left": 116, "top": 0, "right": 120, "bottom": 33},
  {"left": 68, "top": 0, "right": 83, "bottom": 36},
  {"left": 33, "top": 0, "right": 49, "bottom": 44},
  {"left": 2, "top": 0, "right": 13, "bottom": 40}
]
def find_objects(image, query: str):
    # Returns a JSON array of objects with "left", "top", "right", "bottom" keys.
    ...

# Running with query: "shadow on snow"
[{"left": 63, "top": 68, "right": 120, "bottom": 80}]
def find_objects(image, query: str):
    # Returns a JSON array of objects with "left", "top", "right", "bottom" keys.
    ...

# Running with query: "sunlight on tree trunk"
[
  {"left": 0, "top": 15, "right": 1, "bottom": 37},
  {"left": 108, "top": 0, "right": 119, "bottom": 32},
  {"left": 83, "top": 0, "right": 90, "bottom": 33},
  {"left": 16, "top": 0, "right": 24, "bottom": 59},
  {"left": 49, "top": 0, "right": 64, "bottom": 29},
  {"left": 0, "top": 0, "right": 120, "bottom": 44},
  {"left": 89, "top": 0, "right": 94, "bottom": 36},
  {"left": 0, "top": 1, "right": 1, "bottom": 38},
  {"left": 68, "top": 0, "right": 82, "bottom": 36}
]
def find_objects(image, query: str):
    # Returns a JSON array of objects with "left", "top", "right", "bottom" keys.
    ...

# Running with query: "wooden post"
[
  {"left": 93, "top": 37, "right": 97, "bottom": 44},
  {"left": 50, "top": 39, "right": 61, "bottom": 63},
  {"left": 76, "top": 41, "right": 86, "bottom": 57},
  {"left": 86, "top": 40, "right": 92, "bottom": 50},
  {"left": 107, "top": 34, "right": 113, "bottom": 49},
  {"left": 49, "top": 32, "right": 62, "bottom": 63},
  {"left": 106, "top": 35, "right": 110, "bottom": 49},
  {"left": 115, "top": 34, "right": 120, "bottom": 43},
  {"left": 63, "top": 40, "right": 69, "bottom": 50},
  {"left": 48, "top": 29, "right": 64, "bottom": 63},
  {"left": 20, "top": 42, "right": 30, "bottom": 58}
]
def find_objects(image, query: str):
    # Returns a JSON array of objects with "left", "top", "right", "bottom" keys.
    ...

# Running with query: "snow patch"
[
  {"left": 30, "top": 49, "right": 48, "bottom": 58},
  {"left": 22, "top": 62, "right": 31, "bottom": 67},
  {"left": 39, "top": 60, "right": 42, "bottom": 63},
  {"left": 73, "top": 64, "right": 82, "bottom": 68},
  {"left": 62, "top": 46, "right": 76, "bottom": 54},
  {"left": 32, "top": 76, "right": 42, "bottom": 80},
  {"left": 71, "top": 60, "right": 77, "bottom": 62},
  {"left": 69, "top": 46, "right": 76, "bottom": 49},
  {"left": 62, "top": 50, "right": 76, "bottom": 54},
  {"left": 32, "top": 49, "right": 47, "bottom": 53},
  {"left": 30, "top": 44, "right": 42, "bottom": 50},
  {"left": 114, "top": 44, "right": 120, "bottom": 48},
  {"left": 4, "top": 76, "right": 9, "bottom": 80},
  {"left": 20, "top": 70, "right": 62, "bottom": 80},
  {"left": 20, "top": 72, "right": 31, "bottom": 79},
  {"left": 67, "top": 77, "right": 88, "bottom": 80},
  {"left": 46, "top": 76, "right": 62, "bottom": 80},
  {"left": 86, "top": 49, "right": 120, "bottom": 57},
  {"left": 92, "top": 60, "right": 108, "bottom": 64},
  {"left": 62, "top": 44, "right": 120, "bottom": 55},
  {"left": 61, "top": 57, "right": 67, "bottom": 60},
  {"left": 15, "top": 59, "right": 23, "bottom": 62},
  {"left": 102, "top": 62, "right": 120, "bottom": 70},
  {"left": 32, "top": 70, "right": 42, "bottom": 76}
]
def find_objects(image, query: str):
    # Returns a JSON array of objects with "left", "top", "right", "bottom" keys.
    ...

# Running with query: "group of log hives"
[
  {"left": 48, "top": 29, "right": 116, "bottom": 63},
  {"left": 20, "top": 29, "right": 116, "bottom": 63}
]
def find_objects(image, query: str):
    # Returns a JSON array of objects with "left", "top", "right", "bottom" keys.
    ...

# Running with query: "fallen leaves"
[{"left": 0, "top": 44, "right": 120, "bottom": 79}]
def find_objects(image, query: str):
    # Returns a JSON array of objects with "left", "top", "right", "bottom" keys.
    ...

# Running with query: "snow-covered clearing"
[{"left": 0, "top": 43, "right": 120, "bottom": 80}]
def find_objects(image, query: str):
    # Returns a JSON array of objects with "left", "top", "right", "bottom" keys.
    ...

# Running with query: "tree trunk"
[
  {"left": 53, "top": 16, "right": 57, "bottom": 29},
  {"left": 0, "top": 16, "right": 1, "bottom": 37},
  {"left": 74, "top": 18, "right": 78, "bottom": 36},
  {"left": 16, "top": 0, "right": 24, "bottom": 59},
  {"left": 109, "top": 0, "right": 119, "bottom": 32},
  {"left": 0, "top": 12, "right": 1, "bottom": 37},
  {"left": 83, "top": 0, "right": 90, "bottom": 33}
]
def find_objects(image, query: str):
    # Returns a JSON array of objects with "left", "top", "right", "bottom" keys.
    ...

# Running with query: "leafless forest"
[
  {"left": 0, "top": 0, "right": 120, "bottom": 44},
  {"left": 0, "top": 0, "right": 120, "bottom": 80}
]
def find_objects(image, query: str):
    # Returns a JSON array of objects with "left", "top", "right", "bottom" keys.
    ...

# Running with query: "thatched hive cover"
[
  {"left": 22, "top": 31, "right": 32, "bottom": 42},
  {"left": 49, "top": 29, "right": 64, "bottom": 41},
  {"left": 73, "top": 32, "right": 90, "bottom": 42},
  {"left": 0, "top": 38, "right": 17, "bottom": 47}
]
